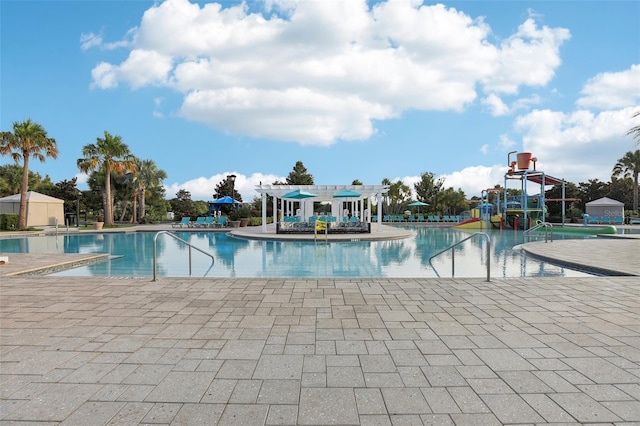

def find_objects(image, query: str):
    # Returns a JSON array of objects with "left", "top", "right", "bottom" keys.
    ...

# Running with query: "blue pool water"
[{"left": 0, "top": 227, "right": 597, "bottom": 278}]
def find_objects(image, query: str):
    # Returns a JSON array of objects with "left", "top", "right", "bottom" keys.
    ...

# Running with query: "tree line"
[{"left": 2, "top": 116, "right": 639, "bottom": 230}]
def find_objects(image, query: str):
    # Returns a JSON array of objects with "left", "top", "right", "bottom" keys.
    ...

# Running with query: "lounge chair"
[
  {"left": 613, "top": 216, "right": 624, "bottom": 225},
  {"left": 600, "top": 216, "right": 611, "bottom": 224},
  {"left": 417, "top": 215, "right": 425, "bottom": 222},
  {"left": 408, "top": 215, "right": 416, "bottom": 222},
  {"left": 172, "top": 217, "right": 190, "bottom": 228},
  {"left": 215, "top": 216, "right": 227, "bottom": 228},
  {"left": 588, "top": 215, "right": 599, "bottom": 224},
  {"left": 189, "top": 217, "right": 206, "bottom": 228},
  {"left": 203, "top": 216, "right": 215, "bottom": 227}
]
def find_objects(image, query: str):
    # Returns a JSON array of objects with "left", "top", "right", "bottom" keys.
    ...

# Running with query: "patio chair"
[
  {"left": 172, "top": 217, "right": 190, "bottom": 228},
  {"left": 613, "top": 216, "right": 624, "bottom": 225},
  {"left": 417, "top": 215, "right": 425, "bottom": 222},
  {"left": 600, "top": 216, "right": 611, "bottom": 224},
  {"left": 214, "top": 216, "right": 227, "bottom": 228},
  {"left": 588, "top": 215, "right": 599, "bottom": 224},
  {"left": 203, "top": 216, "right": 215, "bottom": 227},
  {"left": 188, "top": 217, "right": 206, "bottom": 228}
]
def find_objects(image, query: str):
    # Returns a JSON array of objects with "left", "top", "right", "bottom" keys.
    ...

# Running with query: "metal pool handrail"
[
  {"left": 153, "top": 231, "right": 215, "bottom": 281},
  {"left": 523, "top": 221, "right": 553, "bottom": 242},
  {"left": 428, "top": 232, "right": 491, "bottom": 282}
]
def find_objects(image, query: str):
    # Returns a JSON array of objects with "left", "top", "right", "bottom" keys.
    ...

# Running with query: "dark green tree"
[
  {"left": 414, "top": 172, "right": 444, "bottom": 211},
  {"left": 286, "top": 161, "right": 314, "bottom": 185},
  {"left": 169, "top": 189, "right": 194, "bottom": 218}
]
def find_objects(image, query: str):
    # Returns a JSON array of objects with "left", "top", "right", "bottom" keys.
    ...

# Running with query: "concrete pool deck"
[{"left": 1, "top": 226, "right": 639, "bottom": 424}]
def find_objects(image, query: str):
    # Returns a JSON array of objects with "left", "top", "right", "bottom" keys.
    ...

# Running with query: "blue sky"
[{"left": 2, "top": 0, "right": 639, "bottom": 202}]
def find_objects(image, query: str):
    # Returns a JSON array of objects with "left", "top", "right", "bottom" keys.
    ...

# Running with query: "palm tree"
[
  {"left": 0, "top": 119, "right": 58, "bottom": 229},
  {"left": 77, "top": 131, "right": 136, "bottom": 226},
  {"left": 627, "top": 110, "right": 640, "bottom": 145},
  {"left": 136, "top": 159, "right": 167, "bottom": 222},
  {"left": 612, "top": 150, "right": 640, "bottom": 212}
]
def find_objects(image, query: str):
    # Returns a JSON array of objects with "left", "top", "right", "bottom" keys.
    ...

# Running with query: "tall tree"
[
  {"left": 286, "top": 161, "right": 314, "bottom": 185},
  {"left": 0, "top": 119, "right": 58, "bottom": 229},
  {"left": 77, "top": 131, "right": 136, "bottom": 226},
  {"left": 612, "top": 150, "right": 640, "bottom": 211},
  {"left": 137, "top": 159, "right": 167, "bottom": 222},
  {"left": 414, "top": 171, "right": 444, "bottom": 211}
]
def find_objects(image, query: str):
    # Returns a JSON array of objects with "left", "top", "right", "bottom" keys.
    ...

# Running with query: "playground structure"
[{"left": 455, "top": 151, "right": 616, "bottom": 234}]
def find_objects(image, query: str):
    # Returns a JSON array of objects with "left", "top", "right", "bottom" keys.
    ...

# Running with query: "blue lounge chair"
[
  {"left": 408, "top": 215, "right": 416, "bottom": 222},
  {"left": 417, "top": 215, "right": 425, "bottom": 222},
  {"left": 214, "top": 216, "right": 227, "bottom": 228},
  {"left": 600, "top": 216, "right": 611, "bottom": 224},
  {"left": 172, "top": 217, "right": 190, "bottom": 228},
  {"left": 613, "top": 216, "right": 624, "bottom": 225},
  {"left": 189, "top": 217, "right": 206, "bottom": 228},
  {"left": 203, "top": 216, "right": 215, "bottom": 227},
  {"left": 588, "top": 215, "right": 599, "bottom": 224}
]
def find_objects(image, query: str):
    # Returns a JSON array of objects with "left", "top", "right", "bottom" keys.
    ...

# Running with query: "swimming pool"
[{"left": 0, "top": 227, "right": 598, "bottom": 278}]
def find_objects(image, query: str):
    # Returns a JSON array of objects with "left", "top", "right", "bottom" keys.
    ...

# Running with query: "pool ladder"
[
  {"left": 152, "top": 231, "right": 215, "bottom": 281},
  {"left": 523, "top": 221, "right": 554, "bottom": 242},
  {"left": 428, "top": 232, "right": 491, "bottom": 282}
]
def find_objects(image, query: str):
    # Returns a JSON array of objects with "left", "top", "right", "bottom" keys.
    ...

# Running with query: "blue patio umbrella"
[
  {"left": 209, "top": 195, "right": 241, "bottom": 216},
  {"left": 282, "top": 189, "right": 317, "bottom": 219},
  {"left": 212, "top": 195, "right": 241, "bottom": 204},
  {"left": 333, "top": 189, "right": 361, "bottom": 198},
  {"left": 407, "top": 200, "right": 429, "bottom": 213},
  {"left": 333, "top": 189, "right": 361, "bottom": 221},
  {"left": 282, "top": 189, "right": 318, "bottom": 199}
]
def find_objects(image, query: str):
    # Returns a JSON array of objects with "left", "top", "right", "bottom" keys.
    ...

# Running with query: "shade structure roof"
[
  {"left": 585, "top": 197, "right": 624, "bottom": 206},
  {"left": 0, "top": 191, "right": 64, "bottom": 203},
  {"left": 507, "top": 170, "right": 564, "bottom": 186},
  {"left": 407, "top": 201, "right": 429, "bottom": 207},
  {"left": 255, "top": 185, "right": 389, "bottom": 203}
]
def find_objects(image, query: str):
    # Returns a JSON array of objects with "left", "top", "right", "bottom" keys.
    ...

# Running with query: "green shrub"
[{"left": 0, "top": 214, "right": 18, "bottom": 230}]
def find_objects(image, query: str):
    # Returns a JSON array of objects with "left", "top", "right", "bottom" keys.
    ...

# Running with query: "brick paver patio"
[{"left": 2, "top": 274, "right": 639, "bottom": 425}]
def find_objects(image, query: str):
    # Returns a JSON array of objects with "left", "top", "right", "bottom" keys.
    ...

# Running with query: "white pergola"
[{"left": 254, "top": 184, "right": 389, "bottom": 233}]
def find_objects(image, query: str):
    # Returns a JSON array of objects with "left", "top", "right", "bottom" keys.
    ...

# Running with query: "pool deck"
[{"left": 1, "top": 225, "right": 639, "bottom": 424}]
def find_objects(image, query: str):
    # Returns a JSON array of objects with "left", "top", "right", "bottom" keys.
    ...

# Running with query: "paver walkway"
[{"left": 2, "top": 274, "right": 640, "bottom": 425}]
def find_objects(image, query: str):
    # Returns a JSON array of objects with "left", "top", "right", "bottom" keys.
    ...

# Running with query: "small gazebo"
[{"left": 254, "top": 184, "right": 389, "bottom": 233}]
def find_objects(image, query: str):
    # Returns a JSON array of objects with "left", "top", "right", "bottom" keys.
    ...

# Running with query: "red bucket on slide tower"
[{"left": 516, "top": 152, "right": 532, "bottom": 170}]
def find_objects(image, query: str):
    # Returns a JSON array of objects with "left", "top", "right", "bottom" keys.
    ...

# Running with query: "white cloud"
[
  {"left": 164, "top": 172, "right": 285, "bottom": 201},
  {"left": 513, "top": 106, "right": 639, "bottom": 184},
  {"left": 89, "top": 0, "right": 570, "bottom": 145},
  {"left": 576, "top": 64, "right": 640, "bottom": 110},
  {"left": 499, "top": 134, "right": 516, "bottom": 149},
  {"left": 482, "top": 18, "right": 570, "bottom": 94},
  {"left": 80, "top": 32, "right": 103, "bottom": 51},
  {"left": 482, "top": 93, "right": 509, "bottom": 116},
  {"left": 440, "top": 165, "right": 507, "bottom": 197}
]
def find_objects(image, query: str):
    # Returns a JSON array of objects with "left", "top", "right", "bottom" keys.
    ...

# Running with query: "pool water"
[{"left": 0, "top": 228, "right": 597, "bottom": 278}]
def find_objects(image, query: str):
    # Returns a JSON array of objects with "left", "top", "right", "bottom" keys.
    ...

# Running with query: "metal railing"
[
  {"left": 152, "top": 231, "right": 215, "bottom": 281},
  {"left": 523, "top": 221, "right": 553, "bottom": 242},
  {"left": 428, "top": 232, "right": 491, "bottom": 282}
]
